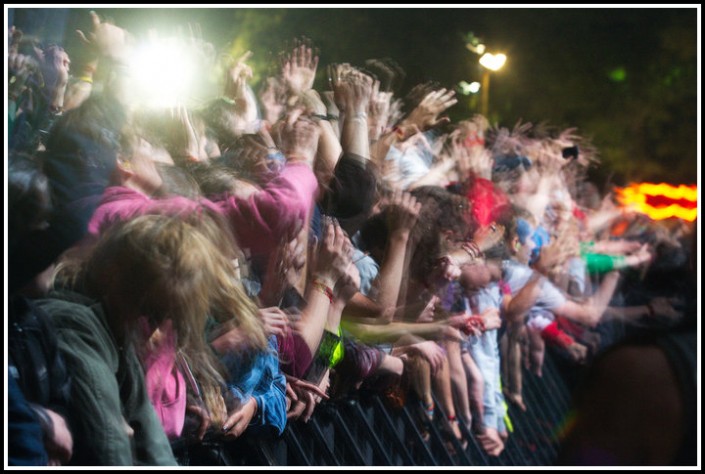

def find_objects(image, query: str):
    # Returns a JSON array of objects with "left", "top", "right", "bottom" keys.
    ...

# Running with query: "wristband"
[
  {"left": 541, "top": 321, "right": 575, "bottom": 348},
  {"left": 311, "top": 278, "right": 334, "bottom": 304},
  {"left": 463, "top": 315, "right": 486, "bottom": 335}
]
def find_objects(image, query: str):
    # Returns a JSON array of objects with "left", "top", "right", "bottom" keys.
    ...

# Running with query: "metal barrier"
[{"left": 173, "top": 347, "right": 576, "bottom": 466}]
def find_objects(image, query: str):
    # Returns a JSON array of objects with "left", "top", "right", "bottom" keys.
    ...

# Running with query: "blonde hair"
[{"left": 79, "top": 212, "right": 267, "bottom": 425}]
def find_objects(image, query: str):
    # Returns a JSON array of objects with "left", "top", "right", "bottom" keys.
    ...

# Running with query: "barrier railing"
[{"left": 173, "top": 347, "right": 576, "bottom": 466}]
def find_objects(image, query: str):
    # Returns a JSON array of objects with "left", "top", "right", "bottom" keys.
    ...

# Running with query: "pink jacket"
[
  {"left": 88, "top": 163, "right": 318, "bottom": 257},
  {"left": 138, "top": 318, "right": 186, "bottom": 440}
]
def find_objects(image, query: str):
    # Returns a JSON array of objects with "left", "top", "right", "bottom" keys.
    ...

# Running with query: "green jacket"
[{"left": 36, "top": 290, "right": 177, "bottom": 466}]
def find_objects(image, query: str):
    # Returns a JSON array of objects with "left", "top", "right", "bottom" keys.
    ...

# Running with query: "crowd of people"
[{"left": 7, "top": 11, "right": 697, "bottom": 466}]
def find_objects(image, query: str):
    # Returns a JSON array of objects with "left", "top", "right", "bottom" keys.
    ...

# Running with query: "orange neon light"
[{"left": 615, "top": 183, "right": 697, "bottom": 222}]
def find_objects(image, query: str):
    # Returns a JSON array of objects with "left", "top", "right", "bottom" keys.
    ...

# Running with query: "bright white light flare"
[
  {"left": 130, "top": 37, "right": 197, "bottom": 108},
  {"left": 479, "top": 53, "right": 507, "bottom": 71}
]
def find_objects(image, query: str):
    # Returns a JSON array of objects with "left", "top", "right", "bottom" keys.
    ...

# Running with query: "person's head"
[
  {"left": 8, "top": 152, "right": 52, "bottom": 247},
  {"left": 134, "top": 108, "right": 219, "bottom": 166},
  {"left": 216, "top": 132, "right": 281, "bottom": 185},
  {"left": 200, "top": 98, "right": 255, "bottom": 153},
  {"left": 492, "top": 154, "right": 538, "bottom": 195},
  {"left": 513, "top": 218, "right": 537, "bottom": 265},
  {"left": 499, "top": 206, "right": 537, "bottom": 265},
  {"left": 408, "top": 185, "right": 471, "bottom": 287},
  {"left": 358, "top": 210, "right": 390, "bottom": 265},
  {"left": 186, "top": 161, "right": 261, "bottom": 200},
  {"left": 79, "top": 213, "right": 265, "bottom": 349},
  {"left": 112, "top": 125, "right": 173, "bottom": 195},
  {"left": 465, "top": 175, "right": 511, "bottom": 234},
  {"left": 72, "top": 212, "right": 265, "bottom": 425},
  {"left": 154, "top": 162, "right": 202, "bottom": 199},
  {"left": 44, "top": 94, "right": 129, "bottom": 196},
  {"left": 8, "top": 151, "right": 54, "bottom": 294}
]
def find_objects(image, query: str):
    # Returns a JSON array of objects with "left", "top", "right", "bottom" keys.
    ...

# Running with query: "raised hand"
[
  {"left": 329, "top": 63, "right": 371, "bottom": 116},
  {"left": 259, "top": 76, "right": 288, "bottom": 124},
  {"left": 449, "top": 133, "right": 494, "bottom": 180},
  {"left": 364, "top": 57, "right": 406, "bottom": 94},
  {"left": 386, "top": 189, "right": 422, "bottom": 235},
  {"left": 8, "top": 27, "right": 40, "bottom": 102},
  {"left": 225, "top": 50, "right": 253, "bottom": 94},
  {"left": 329, "top": 64, "right": 351, "bottom": 111},
  {"left": 273, "top": 115, "right": 321, "bottom": 166},
  {"left": 76, "top": 10, "right": 130, "bottom": 61},
  {"left": 169, "top": 104, "right": 202, "bottom": 162},
  {"left": 368, "top": 87, "right": 394, "bottom": 140},
  {"left": 259, "top": 231, "right": 306, "bottom": 306},
  {"left": 281, "top": 39, "right": 319, "bottom": 95},
  {"left": 223, "top": 50, "right": 257, "bottom": 126},
  {"left": 312, "top": 219, "right": 354, "bottom": 288},
  {"left": 404, "top": 87, "right": 457, "bottom": 132},
  {"left": 334, "top": 258, "right": 361, "bottom": 305}
]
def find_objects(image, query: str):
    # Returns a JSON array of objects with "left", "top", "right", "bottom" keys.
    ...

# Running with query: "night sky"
[{"left": 8, "top": 6, "right": 699, "bottom": 187}]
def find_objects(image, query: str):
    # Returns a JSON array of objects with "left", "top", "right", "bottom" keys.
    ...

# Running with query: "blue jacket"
[{"left": 220, "top": 335, "right": 287, "bottom": 436}]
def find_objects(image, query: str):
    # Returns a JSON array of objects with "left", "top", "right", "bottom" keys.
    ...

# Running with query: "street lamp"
[
  {"left": 478, "top": 52, "right": 506, "bottom": 117},
  {"left": 465, "top": 33, "right": 506, "bottom": 117}
]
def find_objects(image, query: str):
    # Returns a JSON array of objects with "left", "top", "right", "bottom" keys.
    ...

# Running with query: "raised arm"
[
  {"left": 331, "top": 64, "right": 373, "bottom": 159},
  {"left": 370, "top": 190, "right": 422, "bottom": 310}
]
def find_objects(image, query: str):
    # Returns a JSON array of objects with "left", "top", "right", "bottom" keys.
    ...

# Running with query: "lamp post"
[
  {"left": 480, "top": 70, "right": 491, "bottom": 117},
  {"left": 478, "top": 52, "right": 507, "bottom": 118}
]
